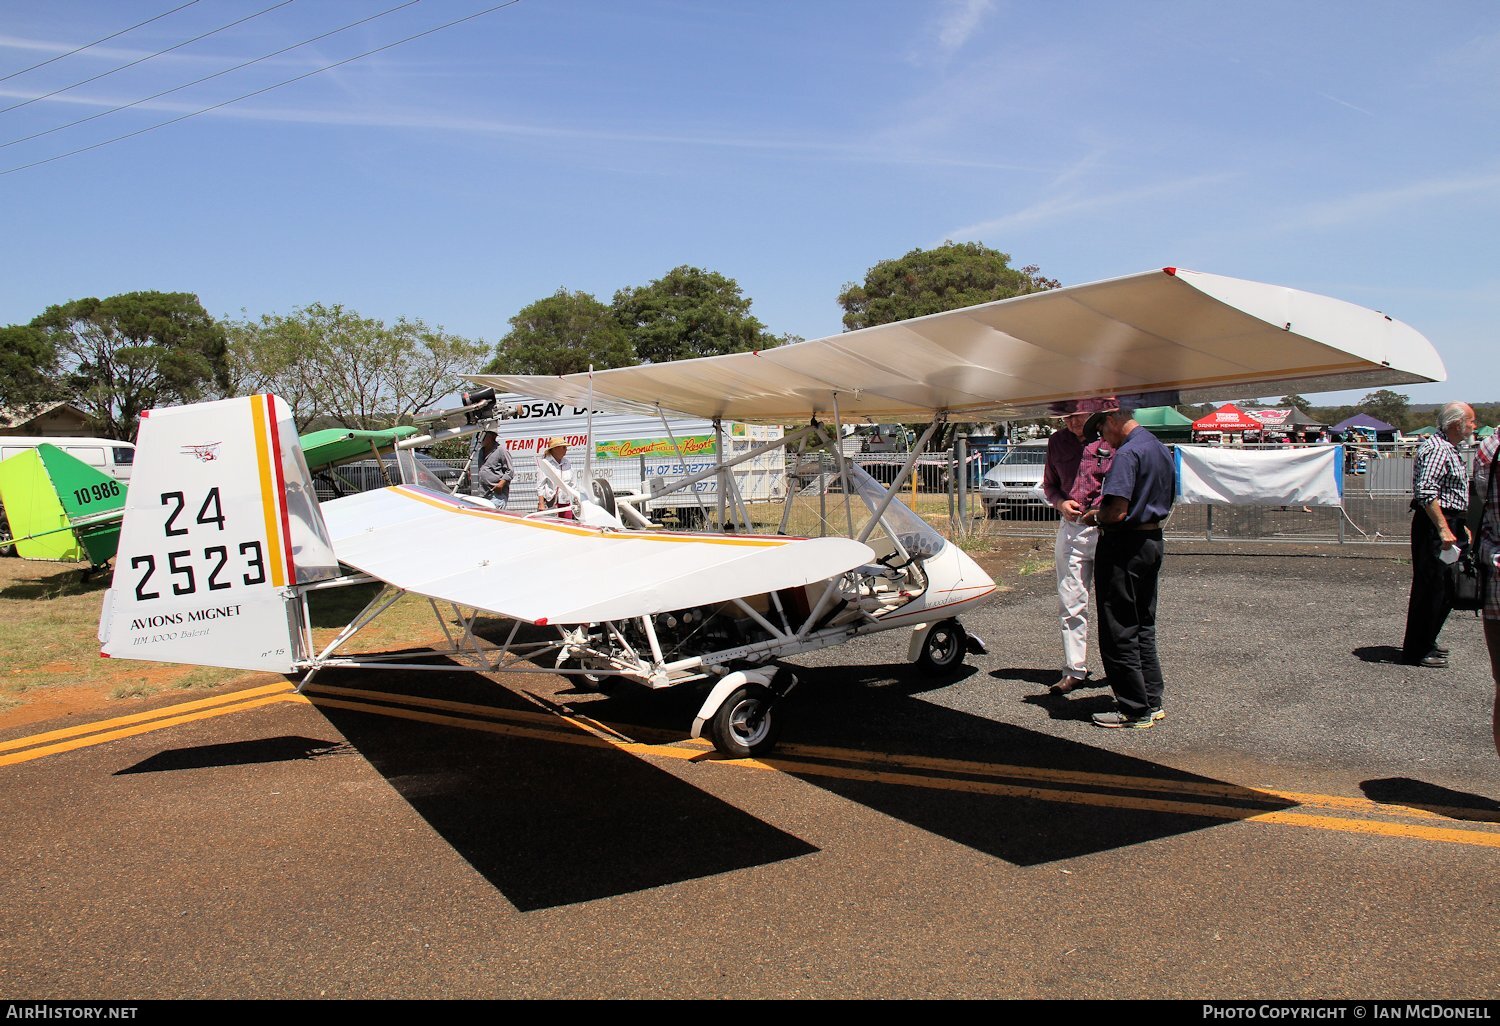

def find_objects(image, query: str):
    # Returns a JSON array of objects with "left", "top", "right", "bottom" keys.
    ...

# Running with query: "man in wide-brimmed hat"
[{"left": 536, "top": 436, "right": 576, "bottom": 514}]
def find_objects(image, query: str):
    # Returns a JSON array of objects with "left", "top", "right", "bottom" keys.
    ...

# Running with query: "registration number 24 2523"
[{"left": 129, "top": 488, "right": 268, "bottom": 601}]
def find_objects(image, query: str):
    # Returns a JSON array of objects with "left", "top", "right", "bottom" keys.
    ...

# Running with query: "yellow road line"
[
  {"left": 297, "top": 692, "right": 1500, "bottom": 850},
  {"left": 0, "top": 693, "right": 307, "bottom": 767},
  {"left": 760, "top": 741, "right": 1498, "bottom": 825},
  {"left": 6, "top": 683, "right": 1497, "bottom": 849},
  {"left": 0, "top": 681, "right": 295, "bottom": 754},
  {"left": 306, "top": 695, "right": 617, "bottom": 750}
]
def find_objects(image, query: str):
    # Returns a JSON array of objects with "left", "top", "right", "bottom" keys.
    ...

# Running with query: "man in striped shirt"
[{"left": 1402, "top": 401, "right": 1477, "bottom": 668}]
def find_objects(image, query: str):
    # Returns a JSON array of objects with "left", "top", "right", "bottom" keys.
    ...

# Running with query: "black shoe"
[{"left": 1419, "top": 651, "right": 1447, "bottom": 668}]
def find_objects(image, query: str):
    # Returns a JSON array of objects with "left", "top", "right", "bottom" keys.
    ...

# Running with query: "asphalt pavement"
[{"left": 1, "top": 545, "right": 1496, "bottom": 999}]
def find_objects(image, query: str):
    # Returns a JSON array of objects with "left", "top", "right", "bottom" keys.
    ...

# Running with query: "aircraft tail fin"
[
  {"left": 99, "top": 395, "right": 339, "bottom": 673},
  {"left": 0, "top": 444, "right": 130, "bottom": 564}
]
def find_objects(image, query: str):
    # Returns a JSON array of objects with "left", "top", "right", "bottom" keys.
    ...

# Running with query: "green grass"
[
  {"left": 1016, "top": 552, "right": 1053, "bottom": 576},
  {"left": 109, "top": 682, "right": 159, "bottom": 700},
  {"left": 0, "top": 557, "right": 456, "bottom": 717}
]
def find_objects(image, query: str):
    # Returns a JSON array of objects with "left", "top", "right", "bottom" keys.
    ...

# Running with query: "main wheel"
[
  {"left": 708, "top": 682, "right": 779, "bottom": 757},
  {"left": 917, "top": 619, "right": 967, "bottom": 672},
  {"left": 557, "top": 656, "right": 620, "bottom": 693},
  {"left": 591, "top": 477, "right": 617, "bottom": 516}
]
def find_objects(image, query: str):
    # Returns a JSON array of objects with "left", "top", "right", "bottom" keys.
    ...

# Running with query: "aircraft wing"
[
  {"left": 466, "top": 267, "right": 1445, "bottom": 424},
  {"left": 320, "top": 485, "right": 875, "bottom": 624},
  {"left": 299, "top": 426, "right": 420, "bottom": 471}
]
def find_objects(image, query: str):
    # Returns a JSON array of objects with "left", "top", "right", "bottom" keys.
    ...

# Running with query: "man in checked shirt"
[{"left": 1403, "top": 401, "right": 1478, "bottom": 668}]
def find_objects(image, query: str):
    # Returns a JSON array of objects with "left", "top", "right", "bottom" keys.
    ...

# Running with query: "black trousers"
[
  {"left": 1402, "top": 508, "right": 1467, "bottom": 662},
  {"left": 1095, "top": 529, "right": 1165, "bottom": 717}
]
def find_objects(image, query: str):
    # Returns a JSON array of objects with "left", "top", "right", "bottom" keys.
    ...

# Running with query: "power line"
[
  {"left": 0, "top": 0, "right": 295, "bottom": 115},
  {"left": 0, "top": 1, "right": 202, "bottom": 83},
  {"left": 1, "top": 0, "right": 422, "bottom": 150},
  {"left": 0, "top": 0, "right": 523, "bottom": 178}
]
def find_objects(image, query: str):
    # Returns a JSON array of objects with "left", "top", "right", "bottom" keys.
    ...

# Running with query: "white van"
[{"left": 0, "top": 436, "right": 136, "bottom": 482}]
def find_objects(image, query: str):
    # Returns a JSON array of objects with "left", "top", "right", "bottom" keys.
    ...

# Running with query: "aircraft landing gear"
[
  {"left": 692, "top": 667, "right": 795, "bottom": 757},
  {"left": 911, "top": 618, "right": 986, "bottom": 672}
]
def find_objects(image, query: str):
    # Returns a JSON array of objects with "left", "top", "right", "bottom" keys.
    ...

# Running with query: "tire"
[
  {"left": 557, "top": 656, "right": 620, "bottom": 693},
  {"left": 591, "top": 477, "right": 617, "bottom": 516},
  {"left": 917, "top": 619, "right": 967, "bottom": 672},
  {"left": 708, "top": 682, "right": 779, "bottom": 757}
]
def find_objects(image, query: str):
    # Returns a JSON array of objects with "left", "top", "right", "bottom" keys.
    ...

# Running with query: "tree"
[
  {"left": 31, "top": 291, "right": 228, "bottom": 440},
  {"left": 224, "top": 311, "right": 326, "bottom": 430},
  {"left": 613, "top": 266, "right": 778, "bottom": 364},
  {"left": 0, "top": 324, "right": 61, "bottom": 409},
  {"left": 226, "top": 303, "right": 489, "bottom": 430},
  {"left": 1359, "top": 389, "right": 1410, "bottom": 430},
  {"left": 837, "top": 241, "right": 1059, "bottom": 330},
  {"left": 486, "top": 289, "right": 634, "bottom": 376},
  {"left": 1279, "top": 394, "right": 1312, "bottom": 413}
]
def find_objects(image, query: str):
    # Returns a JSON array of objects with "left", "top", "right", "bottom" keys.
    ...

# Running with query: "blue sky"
[{"left": 2, "top": 1, "right": 1495, "bottom": 409}]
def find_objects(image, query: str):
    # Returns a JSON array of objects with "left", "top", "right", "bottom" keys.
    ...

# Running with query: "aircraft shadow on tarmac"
[
  {"left": 750, "top": 660, "right": 1300, "bottom": 867},
  {"left": 123, "top": 646, "right": 1299, "bottom": 910},
  {"left": 304, "top": 660, "right": 819, "bottom": 913},
  {"left": 1361, "top": 777, "right": 1500, "bottom": 822}
]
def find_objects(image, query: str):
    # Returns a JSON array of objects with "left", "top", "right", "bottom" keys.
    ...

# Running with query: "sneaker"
[
  {"left": 1092, "top": 709, "right": 1155, "bottom": 729},
  {"left": 1149, "top": 707, "right": 1166, "bottom": 722}
]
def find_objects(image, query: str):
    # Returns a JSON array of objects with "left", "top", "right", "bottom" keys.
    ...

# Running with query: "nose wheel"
[{"left": 917, "top": 618, "right": 967, "bottom": 671}]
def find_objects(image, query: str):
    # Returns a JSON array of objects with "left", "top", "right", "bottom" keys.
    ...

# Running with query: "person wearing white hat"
[{"left": 536, "top": 436, "right": 576, "bottom": 514}]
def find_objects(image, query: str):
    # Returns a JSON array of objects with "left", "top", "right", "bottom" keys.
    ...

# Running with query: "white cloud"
[
  {"left": 0, "top": 83, "right": 1047, "bottom": 174},
  {"left": 944, "top": 172, "right": 1238, "bottom": 241},
  {"left": 1266, "top": 171, "right": 1500, "bottom": 233},
  {"left": 934, "top": 0, "right": 996, "bottom": 55}
]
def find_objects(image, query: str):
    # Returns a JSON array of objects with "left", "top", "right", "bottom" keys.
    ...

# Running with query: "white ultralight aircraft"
[{"left": 98, "top": 268, "right": 1445, "bottom": 756}]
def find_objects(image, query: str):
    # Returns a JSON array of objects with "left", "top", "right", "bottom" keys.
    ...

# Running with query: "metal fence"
[
  {"left": 952, "top": 440, "right": 1444, "bottom": 546},
  {"left": 315, "top": 440, "right": 1459, "bottom": 547}
]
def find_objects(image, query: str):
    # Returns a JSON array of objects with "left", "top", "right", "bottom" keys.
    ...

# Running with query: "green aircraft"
[
  {"left": 0, "top": 426, "right": 424, "bottom": 573},
  {"left": 0, "top": 443, "right": 125, "bottom": 570}
]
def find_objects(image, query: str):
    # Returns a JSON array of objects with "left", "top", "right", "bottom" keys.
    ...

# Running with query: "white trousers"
[{"left": 1054, "top": 518, "right": 1099, "bottom": 678}]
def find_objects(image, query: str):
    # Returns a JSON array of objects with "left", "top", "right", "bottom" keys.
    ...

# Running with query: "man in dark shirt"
[
  {"left": 1079, "top": 408, "right": 1175, "bottom": 728},
  {"left": 475, "top": 430, "right": 514, "bottom": 509}
]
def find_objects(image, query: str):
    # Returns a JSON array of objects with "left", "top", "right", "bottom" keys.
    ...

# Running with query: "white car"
[{"left": 979, "top": 440, "right": 1055, "bottom": 518}]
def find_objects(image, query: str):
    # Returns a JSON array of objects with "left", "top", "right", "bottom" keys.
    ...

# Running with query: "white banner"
[{"left": 1174, "top": 445, "right": 1344, "bottom": 507}]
